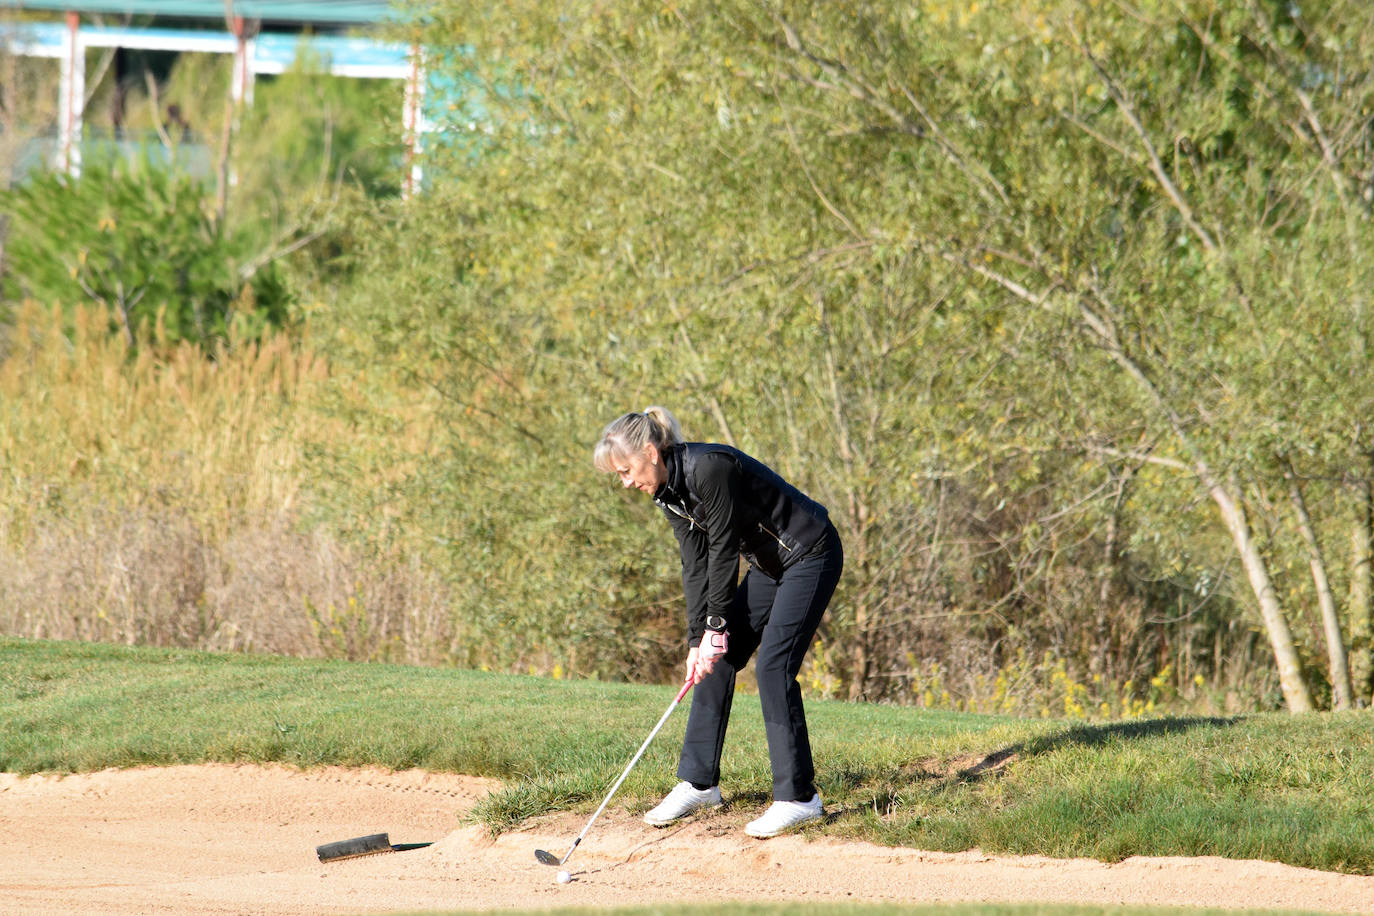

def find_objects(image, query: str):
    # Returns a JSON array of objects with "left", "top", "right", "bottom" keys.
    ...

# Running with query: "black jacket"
[{"left": 653, "top": 442, "right": 831, "bottom": 646}]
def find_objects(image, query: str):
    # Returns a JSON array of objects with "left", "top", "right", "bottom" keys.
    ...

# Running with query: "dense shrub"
[{"left": 1, "top": 156, "right": 290, "bottom": 347}]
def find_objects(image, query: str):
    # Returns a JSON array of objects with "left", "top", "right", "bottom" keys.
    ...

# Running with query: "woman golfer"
[{"left": 594, "top": 407, "right": 844, "bottom": 838}]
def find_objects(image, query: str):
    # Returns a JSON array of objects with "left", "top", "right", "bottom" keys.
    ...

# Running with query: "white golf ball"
[{"left": 556, "top": 869, "right": 572, "bottom": 884}]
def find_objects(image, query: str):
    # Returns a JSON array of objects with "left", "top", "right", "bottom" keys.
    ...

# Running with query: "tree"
[
  {"left": 1, "top": 155, "right": 290, "bottom": 348},
  {"left": 316, "top": 0, "right": 1374, "bottom": 706}
]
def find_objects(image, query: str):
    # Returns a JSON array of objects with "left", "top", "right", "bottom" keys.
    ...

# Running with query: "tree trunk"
[
  {"left": 1286, "top": 467, "right": 1353, "bottom": 709},
  {"left": 1349, "top": 476, "right": 1374, "bottom": 705},
  {"left": 1094, "top": 468, "right": 1132, "bottom": 684},
  {"left": 954, "top": 255, "right": 1317, "bottom": 713},
  {"left": 1077, "top": 294, "right": 1314, "bottom": 713},
  {"left": 847, "top": 598, "right": 871, "bottom": 702},
  {"left": 1209, "top": 479, "right": 1314, "bottom": 712}
]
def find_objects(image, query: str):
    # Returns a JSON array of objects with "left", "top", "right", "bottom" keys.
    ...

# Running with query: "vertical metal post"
[
  {"left": 229, "top": 15, "right": 254, "bottom": 107},
  {"left": 57, "top": 9, "right": 84, "bottom": 176},
  {"left": 402, "top": 43, "right": 425, "bottom": 199}
]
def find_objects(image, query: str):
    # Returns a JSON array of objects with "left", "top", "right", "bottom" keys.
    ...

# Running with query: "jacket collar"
[{"left": 654, "top": 443, "right": 688, "bottom": 506}]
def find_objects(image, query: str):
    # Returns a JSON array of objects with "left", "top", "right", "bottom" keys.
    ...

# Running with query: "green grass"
[
  {"left": 392, "top": 900, "right": 1346, "bottom": 916},
  {"left": 3, "top": 637, "right": 1371, "bottom": 877},
  {"left": 389, "top": 907, "right": 1342, "bottom": 916}
]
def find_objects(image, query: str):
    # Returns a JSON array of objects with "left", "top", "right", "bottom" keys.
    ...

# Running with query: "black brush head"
[{"left": 317, "top": 833, "right": 392, "bottom": 862}]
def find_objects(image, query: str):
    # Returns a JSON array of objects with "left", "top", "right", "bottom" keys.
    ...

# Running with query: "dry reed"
[{"left": 0, "top": 303, "right": 455, "bottom": 663}]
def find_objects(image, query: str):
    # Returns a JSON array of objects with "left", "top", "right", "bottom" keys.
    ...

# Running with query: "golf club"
[{"left": 535, "top": 677, "right": 694, "bottom": 868}]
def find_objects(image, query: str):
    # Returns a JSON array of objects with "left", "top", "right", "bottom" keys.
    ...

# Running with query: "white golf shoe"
[
  {"left": 643, "top": 781, "right": 723, "bottom": 826},
  {"left": 744, "top": 793, "right": 824, "bottom": 838}
]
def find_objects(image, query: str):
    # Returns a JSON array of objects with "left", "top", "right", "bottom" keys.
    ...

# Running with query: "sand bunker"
[{"left": 1, "top": 764, "right": 1369, "bottom": 914}]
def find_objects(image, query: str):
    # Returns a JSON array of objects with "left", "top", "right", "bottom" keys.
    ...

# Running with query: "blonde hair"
[{"left": 593, "top": 406, "right": 684, "bottom": 473}]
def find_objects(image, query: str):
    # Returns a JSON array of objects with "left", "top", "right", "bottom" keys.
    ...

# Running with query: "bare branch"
[
  {"left": 1086, "top": 443, "right": 1188, "bottom": 472},
  {"left": 774, "top": 87, "right": 864, "bottom": 240},
  {"left": 142, "top": 70, "right": 175, "bottom": 151},
  {"left": 662, "top": 290, "right": 736, "bottom": 447},
  {"left": 1057, "top": 108, "right": 1145, "bottom": 165},
  {"left": 1073, "top": 33, "right": 1219, "bottom": 254},
  {"left": 772, "top": 12, "right": 1010, "bottom": 209}
]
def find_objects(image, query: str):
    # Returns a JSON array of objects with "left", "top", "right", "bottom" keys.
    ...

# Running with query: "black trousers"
[{"left": 676, "top": 525, "right": 844, "bottom": 802}]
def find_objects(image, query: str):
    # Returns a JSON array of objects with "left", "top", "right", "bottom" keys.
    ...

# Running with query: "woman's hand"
[
  {"left": 687, "top": 629, "right": 729, "bottom": 684},
  {"left": 686, "top": 646, "right": 717, "bottom": 684},
  {"left": 686, "top": 647, "right": 701, "bottom": 684}
]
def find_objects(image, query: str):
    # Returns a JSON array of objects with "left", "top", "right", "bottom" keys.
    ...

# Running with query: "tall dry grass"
[{"left": 0, "top": 303, "right": 456, "bottom": 663}]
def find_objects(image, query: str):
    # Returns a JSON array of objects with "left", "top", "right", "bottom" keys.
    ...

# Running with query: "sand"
[{"left": 1, "top": 764, "right": 1370, "bottom": 914}]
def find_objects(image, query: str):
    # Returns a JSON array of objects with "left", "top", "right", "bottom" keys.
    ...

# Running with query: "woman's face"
[{"left": 612, "top": 442, "right": 666, "bottom": 494}]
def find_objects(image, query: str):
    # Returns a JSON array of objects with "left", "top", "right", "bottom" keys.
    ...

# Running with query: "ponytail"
[{"left": 593, "top": 406, "right": 684, "bottom": 472}]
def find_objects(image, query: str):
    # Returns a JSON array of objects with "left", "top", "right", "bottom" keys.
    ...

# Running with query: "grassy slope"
[
  {"left": 2, "top": 638, "right": 1370, "bottom": 876},
  {"left": 398, "top": 907, "right": 1338, "bottom": 916}
]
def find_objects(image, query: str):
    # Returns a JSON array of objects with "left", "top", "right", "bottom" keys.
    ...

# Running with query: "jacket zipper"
[
  {"left": 662, "top": 496, "right": 790, "bottom": 553},
  {"left": 760, "top": 523, "right": 793, "bottom": 552},
  {"left": 661, "top": 499, "right": 703, "bottom": 531}
]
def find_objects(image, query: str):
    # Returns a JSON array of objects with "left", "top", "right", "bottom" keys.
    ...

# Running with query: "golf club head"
[{"left": 534, "top": 848, "right": 562, "bottom": 866}]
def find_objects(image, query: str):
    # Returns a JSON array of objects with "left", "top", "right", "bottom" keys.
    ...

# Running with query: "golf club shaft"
[{"left": 559, "top": 678, "right": 694, "bottom": 864}]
